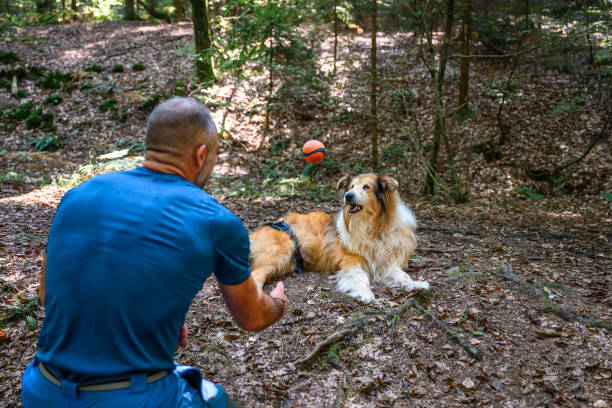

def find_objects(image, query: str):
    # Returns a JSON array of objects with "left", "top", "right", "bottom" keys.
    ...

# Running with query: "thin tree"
[
  {"left": 190, "top": 0, "right": 216, "bottom": 85},
  {"left": 370, "top": 0, "right": 378, "bottom": 171},
  {"left": 71, "top": 0, "right": 76, "bottom": 12},
  {"left": 333, "top": 0, "right": 338, "bottom": 74},
  {"left": 458, "top": 0, "right": 471, "bottom": 113},
  {"left": 125, "top": 0, "right": 136, "bottom": 20}
]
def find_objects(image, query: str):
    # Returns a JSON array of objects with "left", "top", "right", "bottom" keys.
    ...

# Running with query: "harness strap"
[
  {"left": 264, "top": 221, "right": 304, "bottom": 274},
  {"left": 38, "top": 361, "right": 168, "bottom": 392}
]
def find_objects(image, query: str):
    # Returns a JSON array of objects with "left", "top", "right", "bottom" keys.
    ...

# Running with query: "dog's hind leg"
[
  {"left": 249, "top": 227, "right": 296, "bottom": 288},
  {"left": 382, "top": 267, "right": 430, "bottom": 291}
]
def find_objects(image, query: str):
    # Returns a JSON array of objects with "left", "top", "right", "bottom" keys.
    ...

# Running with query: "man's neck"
[{"left": 142, "top": 160, "right": 191, "bottom": 182}]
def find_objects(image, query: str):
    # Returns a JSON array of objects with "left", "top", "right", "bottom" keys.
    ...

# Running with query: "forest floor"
[{"left": 1, "top": 22, "right": 611, "bottom": 407}]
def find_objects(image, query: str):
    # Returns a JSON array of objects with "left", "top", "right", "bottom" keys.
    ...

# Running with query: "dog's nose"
[{"left": 344, "top": 192, "right": 356, "bottom": 204}]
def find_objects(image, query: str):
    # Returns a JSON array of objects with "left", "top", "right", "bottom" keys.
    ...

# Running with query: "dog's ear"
[
  {"left": 336, "top": 175, "right": 351, "bottom": 191},
  {"left": 379, "top": 175, "right": 399, "bottom": 193}
]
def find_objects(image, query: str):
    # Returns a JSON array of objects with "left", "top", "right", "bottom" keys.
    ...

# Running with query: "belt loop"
[
  {"left": 129, "top": 373, "right": 147, "bottom": 393},
  {"left": 60, "top": 379, "right": 78, "bottom": 399}
]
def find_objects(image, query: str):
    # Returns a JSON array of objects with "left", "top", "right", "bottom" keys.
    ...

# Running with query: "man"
[{"left": 21, "top": 97, "right": 288, "bottom": 407}]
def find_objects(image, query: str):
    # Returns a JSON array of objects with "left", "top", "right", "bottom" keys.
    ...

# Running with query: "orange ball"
[{"left": 302, "top": 140, "right": 326, "bottom": 163}]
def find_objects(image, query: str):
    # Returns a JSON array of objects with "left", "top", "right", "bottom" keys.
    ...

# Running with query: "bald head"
[{"left": 145, "top": 97, "right": 217, "bottom": 155}]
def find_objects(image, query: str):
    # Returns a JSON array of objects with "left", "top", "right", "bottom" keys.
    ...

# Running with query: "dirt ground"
[{"left": 1, "top": 21, "right": 611, "bottom": 407}]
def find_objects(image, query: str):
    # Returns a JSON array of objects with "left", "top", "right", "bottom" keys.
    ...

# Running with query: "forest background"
[{"left": 0, "top": 0, "right": 610, "bottom": 407}]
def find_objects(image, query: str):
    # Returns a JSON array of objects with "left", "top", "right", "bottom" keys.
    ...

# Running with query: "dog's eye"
[
  {"left": 350, "top": 184, "right": 354, "bottom": 189},
  {"left": 363, "top": 185, "right": 370, "bottom": 191}
]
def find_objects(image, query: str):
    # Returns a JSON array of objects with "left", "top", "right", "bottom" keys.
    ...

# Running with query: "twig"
[
  {"left": 416, "top": 248, "right": 461, "bottom": 254},
  {"left": 492, "top": 265, "right": 611, "bottom": 332},
  {"left": 411, "top": 300, "right": 483, "bottom": 361}
]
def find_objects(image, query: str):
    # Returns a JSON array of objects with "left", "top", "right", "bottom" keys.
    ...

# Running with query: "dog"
[{"left": 248, "top": 174, "right": 429, "bottom": 303}]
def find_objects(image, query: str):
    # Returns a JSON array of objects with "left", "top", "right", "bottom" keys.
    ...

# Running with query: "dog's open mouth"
[{"left": 347, "top": 204, "right": 363, "bottom": 214}]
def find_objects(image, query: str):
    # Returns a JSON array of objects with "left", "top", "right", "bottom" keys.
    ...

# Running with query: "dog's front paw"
[
  {"left": 354, "top": 290, "right": 376, "bottom": 304},
  {"left": 413, "top": 281, "right": 430, "bottom": 291}
]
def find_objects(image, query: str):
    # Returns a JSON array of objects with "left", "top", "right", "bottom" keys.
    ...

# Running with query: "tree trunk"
[
  {"left": 173, "top": 0, "right": 185, "bottom": 19},
  {"left": 333, "top": 0, "right": 338, "bottom": 75},
  {"left": 424, "top": 0, "right": 454, "bottom": 195},
  {"left": 370, "top": 0, "right": 378, "bottom": 171},
  {"left": 458, "top": 0, "right": 471, "bottom": 113},
  {"left": 124, "top": 0, "right": 136, "bottom": 20},
  {"left": 190, "top": 0, "right": 216, "bottom": 85},
  {"left": 524, "top": 0, "right": 529, "bottom": 30},
  {"left": 71, "top": 0, "right": 76, "bottom": 12}
]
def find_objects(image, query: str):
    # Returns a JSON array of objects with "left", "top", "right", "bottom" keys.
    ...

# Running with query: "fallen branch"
[
  {"left": 492, "top": 265, "right": 611, "bottom": 332},
  {"left": 331, "top": 375, "right": 348, "bottom": 408},
  {"left": 295, "top": 297, "right": 483, "bottom": 366}
]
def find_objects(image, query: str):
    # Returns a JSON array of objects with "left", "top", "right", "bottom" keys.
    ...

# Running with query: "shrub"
[
  {"left": 84, "top": 64, "right": 104, "bottom": 72},
  {"left": 111, "top": 64, "right": 124, "bottom": 73},
  {"left": 45, "top": 94, "right": 62, "bottom": 105},
  {"left": 41, "top": 112, "right": 55, "bottom": 131},
  {"left": 132, "top": 63, "right": 145, "bottom": 71},
  {"left": 13, "top": 89, "right": 27, "bottom": 99}
]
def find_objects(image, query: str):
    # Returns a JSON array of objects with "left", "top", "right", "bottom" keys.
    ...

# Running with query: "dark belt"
[
  {"left": 264, "top": 221, "right": 304, "bottom": 274},
  {"left": 38, "top": 362, "right": 169, "bottom": 392}
]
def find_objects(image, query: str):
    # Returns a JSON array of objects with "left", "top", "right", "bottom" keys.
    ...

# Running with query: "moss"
[
  {"left": 111, "top": 64, "right": 124, "bottom": 73},
  {"left": 39, "top": 71, "right": 72, "bottom": 90},
  {"left": 13, "top": 90, "right": 27, "bottom": 99},
  {"left": 132, "top": 63, "right": 145, "bottom": 71}
]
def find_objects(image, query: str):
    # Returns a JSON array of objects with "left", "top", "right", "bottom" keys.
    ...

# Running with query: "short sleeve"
[{"left": 211, "top": 210, "right": 251, "bottom": 285}]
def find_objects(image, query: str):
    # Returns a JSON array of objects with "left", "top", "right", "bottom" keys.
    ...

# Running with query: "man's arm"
[
  {"left": 218, "top": 277, "right": 288, "bottom": 332},
  {"left": 39, "top": 252, "right": 46, "bottom": 307}
]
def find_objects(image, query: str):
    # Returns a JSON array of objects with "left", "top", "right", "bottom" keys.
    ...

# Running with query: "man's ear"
[
  {"left": 336, "top": 175, "right": 351, "bottom": 191},
  {"left": 379, "top": 175, "right": 399, "bottom": 193},
  {"left": 195, "top": 144, "right": 208, "bottom": 169}
]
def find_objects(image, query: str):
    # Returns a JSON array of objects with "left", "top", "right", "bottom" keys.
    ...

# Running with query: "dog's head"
[{"left": 336, "top": 174, "right": 399, "bottom": 218}]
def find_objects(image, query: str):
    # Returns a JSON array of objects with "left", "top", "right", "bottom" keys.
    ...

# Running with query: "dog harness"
[{"left": 264, "top": 221, "right": 304, "bottom": 274}]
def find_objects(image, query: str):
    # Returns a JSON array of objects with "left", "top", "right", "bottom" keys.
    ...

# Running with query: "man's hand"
[
  {"left": 176, "top": 323, "right": 188, "bottom": 351},
  {"left": 269, "top": 282, "right": 288, "bottom": 318},
  {"left": 219, "top": 276, "right": 290, "bottom": 331}
]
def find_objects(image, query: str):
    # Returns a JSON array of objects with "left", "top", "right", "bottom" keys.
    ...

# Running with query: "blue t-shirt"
[{"left": 35, "top": 167, "right": 250, "bottom": 382}]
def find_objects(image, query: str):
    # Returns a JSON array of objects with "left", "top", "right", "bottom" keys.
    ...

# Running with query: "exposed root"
[
  {"left": 295, "top": 297, "right": 483, "bottom": 366},
  {"left": 492, "top": 264, "right": 611, "bottom": 332}
]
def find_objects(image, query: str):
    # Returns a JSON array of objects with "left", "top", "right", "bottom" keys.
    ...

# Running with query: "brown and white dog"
[{"left": 248, "top": 174, "right": 429, "bottom": 303}]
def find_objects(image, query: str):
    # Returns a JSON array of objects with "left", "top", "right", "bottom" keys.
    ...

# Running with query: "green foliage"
[
  {"left": 142, "top": 93, "right": 163, "bottom": 112},
  {"left": 9, "top": 101, "right": 33, "bottom": 121},
  {"left": 100, "top": 98, "right": 118, "bottom": 112},
  {"left": 0, "top": 66, "right": 26, "bottom": 80},
  {"left": 13, "top": 89, "right": 27, "bottom": 99},
  {"left": 84, "top": 64, "right": 104, "bottom": 72},
  {"left": 111, "top": 64, "right": 124, "bottom": 73},
  {"left": 599, "top": 193, "right": 612, "bottom": 202},
  {"left": 515, "top": 187, "right": 545, "bottom": 201},
  {"left": 0, "top": 51, "right": 20, "bottom": 64},
  {"left": 45, "top": 94, "right": 62, "bottom": 105},
  {"left": 29, "top": 134, "right": 61, "bottom": 152},
  {"left": 552, "top": 97, "right": 585, "bottom": 116},
  {"left": 0, "top": 298, "right": 38, "bottom": 330},
  {"left": 26, "top": 108, "right": 43, "bottom": 129},
  {"left": 39, "top": 71, "right": 72, "bottom": 90},
  {"left": 132, "top": 63, "right": 146, "bottom": 71}
]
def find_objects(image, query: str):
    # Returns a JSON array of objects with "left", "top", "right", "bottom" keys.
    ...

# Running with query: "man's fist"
[{"left": 269, "top": 281, "right": 289, "bottom": 318}]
